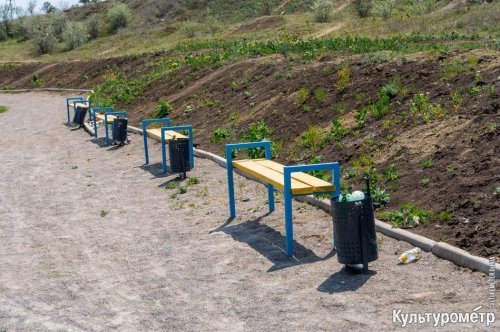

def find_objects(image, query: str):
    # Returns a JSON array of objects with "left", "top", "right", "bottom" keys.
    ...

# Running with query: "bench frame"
[
  {"left": 226, "top": 141, "right": 341, "bottom": 257},
  {"left": 66, "top": 98, "right": 90, "bottom": 123},
  {"left": 90, "top": 107, "right": 114, "bottom": 139},
  {"left": 160, "top": 126, "right": 194, "bottom": 174},
  {"left": 141, "top": 118, "right": 171, "bottom": 165}
]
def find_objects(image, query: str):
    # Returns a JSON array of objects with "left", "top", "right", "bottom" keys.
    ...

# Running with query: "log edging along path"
[{"left": 2, "top": 89, "right": 498, "bottom": 279}]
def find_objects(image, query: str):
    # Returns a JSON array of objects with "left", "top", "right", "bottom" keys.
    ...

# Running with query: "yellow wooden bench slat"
[
  {"left": 94, "top": 113, "right": 117, "bottom": 122},
  {"left": 233, "top": 159, "right": 315, "bottom": 195},
  {"left": 146, "top": 128, "right": 188, "bottom": 142},
  {"left": 254, "top": 159, "right": 335, "bottom": 193},
  {"left": 70, "top": 102, "right": 89, "bottom": 109}
]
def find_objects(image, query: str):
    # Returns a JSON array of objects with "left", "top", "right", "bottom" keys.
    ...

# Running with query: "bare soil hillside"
[{"left": 0, "top": 49, "right": 498, "bottom": 260}]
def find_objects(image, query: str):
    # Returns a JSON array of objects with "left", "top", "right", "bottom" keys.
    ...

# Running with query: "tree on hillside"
[
  {"left": 29, "top": 15, "right": 57, "bottom": 54},
  {"left": 0, "top": 1, "right": 22, "bottom": 39},
  {"left": 79, "top": 0, "right": 99, "bottom": 4},
  {"left": 27, "top": 0, "right": 37, "bottom": 15},
  {"left": 41, "top": 1, "right": 56, "bottom": 13}
]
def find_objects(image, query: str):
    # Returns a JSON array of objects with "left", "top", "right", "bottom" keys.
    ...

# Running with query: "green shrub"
[
  {"left": 185, "top": 0, "right": 203, "bottom": 9},
  {"left": 354, "top": 107, "right": 369, "bottom": 129},
  {"left": 450, "top": 90, "right": 462, "bottom": 109},
  {"left": 368, "top": 90, "right": 391, "bottom": 118},
  {"left": 420, "top": 158, "right": 434, "bottom": 168},
  {"left": 180, "top": 20, "right": 197, "bottom": 38},
  {"left": 47, "top": 11, "right": 67, "bottom": 42},
  {"left": 254, "top": 0, "right": 277, "bottom": 16},
  {"left": 314, "top": 87, "right": 328, "bottom": 104},
  {"left": 486, "top": 122, "right": 498, "bottom": 133},
  {"left": 295, "top": 87, "right": 310, "bottom": 106},
  {"left": 14, "top": 15, "right": 33, "bottom": 41},
  {"left": 382, "top": 164, "right": 399, "bottom": 182},
  {"left": 420, "top": 177, "right": 431, "bottom": 186},
  {"left": 154, "top": 100, "right": 173, "bottom": 118},
  {"left": 328, "top": 118, "right": 349, "bottom": 142},
  {"left": 373, "top": 0, "right": 394, "bottom": 19},
  {"left": 211, "top": 128, "right": 229, "bottom": 143},
  {"left": 335, "top": 63, "right": 350, "bottom": 91},
  {"left": 410, "top": 93, "right": 444, "bottom": 122},
  {"left": 380, "top": 203, "right": 434, "bottom": 228},
  {"left": 441, "top": 56, "right": 478, "bottom": 81},
  {"left": 311, "top": 0, "right": 334, "bottom": 23},
  {"left": 371, "top": 186, "right": 390, "bottom": 208},
  {"left": 0, "top": 105, "right": 7, "bottom": 113},
  {"left": 62, "top": 22, "right": 86, "bottom": 50},
  {"left": 380, "top": 79, "right": 400, "bottom": 98},
  {"left": 404, "top": 0, "right": 437, "bottom": 15},
  {"left": 439, "top": 210, "right": 453, "bottom": 222},
  {"left": 308, "top": 155, "right": 331, "bottom": 182},
  {"left": 86, "top": 14, "right": 99, "bottom": 40},
  {"left": 187, "top": 177, "right": 200, "bottom": 185},
  {"left": 107, "top": 2, "right": 131, "bottom": 32},
  {"left": 30, "top": 17, "right": 57, "bottom": 55},
  {"left": 363, "top": 167, "right": 380, "bottom": 184},
  {"left": 242, "top": 121, "right": 273, "bottom": 158},
  {"left": 354, "top": 0, "right": 373, "bottom": 18},
  {"left": 299, "top": 125, "right": 324, "bottom": 155}
]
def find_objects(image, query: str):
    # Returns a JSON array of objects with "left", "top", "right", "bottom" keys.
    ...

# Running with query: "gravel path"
[{"left": 0, "top": 92, "right": 497, "bottom": 331}]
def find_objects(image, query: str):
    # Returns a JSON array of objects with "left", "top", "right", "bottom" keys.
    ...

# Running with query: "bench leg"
[
  {"left": 66, "top": 104, "right": 70, "bottom": 123},
  {"left": 142, "top": 125, "right": 149, "bottom": 164},
  {"left": 267, "top": 184, "right": 275, "bottom": 213},
  {"left": 161, "top": 131, "right": 168, "bottom": 174},
  {"left": 284, "top": 191, "right": 294, "bottom": 257},
  {"left": 105, "top": 121, "right": 110, "bottom": 145},
  {"left": 93, "top": 115, "right": 98, "bottom": 138},
  {"left": 188, "top": 128, "right": 194, "bottom": 169},
  {"left": 227, "top": 163, "right": 236, "bottom": 218}
]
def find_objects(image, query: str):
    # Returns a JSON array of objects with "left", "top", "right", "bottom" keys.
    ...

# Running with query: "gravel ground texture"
[{"left": 0, "top": 92, "right": 498, "bottom": 331}]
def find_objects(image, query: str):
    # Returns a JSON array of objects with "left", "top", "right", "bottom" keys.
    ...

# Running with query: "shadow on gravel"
[
  {"left": 88, "top": 137, "right": 130, "bottom": 152},
  {"left": 138, "top": 163, "right": 170, "bottom": 179},
  {"left": 89, "top": 137, "right": 110, "bottom": 148},
  {"left": 211, "top": 214, "right": 335, "bottom": 272},
  {"left": 317, "top": 266, "right": 376, "bottom": 293}
]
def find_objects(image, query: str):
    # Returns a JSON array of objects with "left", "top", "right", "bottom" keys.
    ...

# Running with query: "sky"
[{"left": 10, "top": 0, "right": 81, "bottom": 11}]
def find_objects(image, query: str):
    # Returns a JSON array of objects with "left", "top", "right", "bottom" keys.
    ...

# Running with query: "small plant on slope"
[
  {"left": 380, "top": 203, "right": 434, "bottom": 229},
  {"left": 154, "top": 101, "right": 173, "bottom": 118}
]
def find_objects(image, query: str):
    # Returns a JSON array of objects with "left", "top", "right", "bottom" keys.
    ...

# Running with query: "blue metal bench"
[
  {"left": 226, "top": 141, "right": 341, "bottom": 257},
  {"left": 141, "top": 119, "right": 194, "bottom": 174},
  {"left": 66, "top": 97, "right": 90, "bottom": 123},
  {"left": 90, "top": 107, "right": 127, "bottom": 145}
]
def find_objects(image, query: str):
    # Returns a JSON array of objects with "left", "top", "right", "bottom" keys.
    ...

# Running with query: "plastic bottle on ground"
[{"left": 398, "top": 247, "right": 422, "bottom": 264}]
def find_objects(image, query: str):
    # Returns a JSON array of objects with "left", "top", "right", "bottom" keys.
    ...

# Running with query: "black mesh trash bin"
[
  {"left": 72, "top": 106, "right": 87, "bottom": 126},
  {"left": 168, "top": 138, "right": 191, "bottom": 178},
  {"left": 112, "top": 118, "right": 128, "bottom": 145},
  {"left": 331, "top": 194, "right": 378, "bottom": 273}
]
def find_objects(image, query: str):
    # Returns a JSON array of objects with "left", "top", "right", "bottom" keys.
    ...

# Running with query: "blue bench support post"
[
  {"left": 90, "top": 107, "right": 114, "bottom": 139},
  {"left": 225, "top": 141, "right": 274, "bottom": 219},
  {"left": 282, "top": 163, "right": 341, "bottom": 256},
  {"left": 160, "top": 126, "right": 194, "bottom": 174},
  {"left": 141, "top": 118, "right": 171, "bottom": 165},
  {"left": 264, "top": 143, "right": 275, "bottom": 213},
  {"left": 104, "top": 111, "right": 127, "bottom": 145},
  {"left": 66, "top": 97, "right": 82, "bottom": 123}
]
